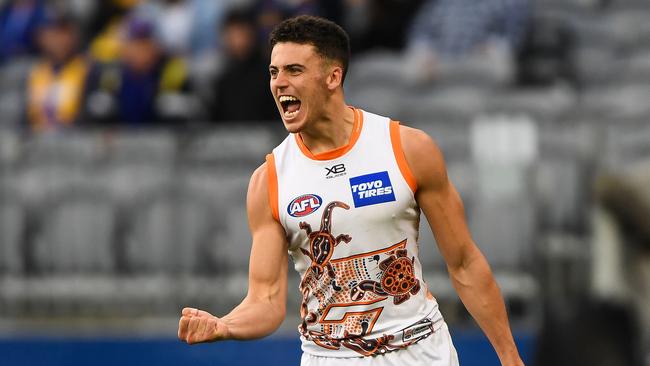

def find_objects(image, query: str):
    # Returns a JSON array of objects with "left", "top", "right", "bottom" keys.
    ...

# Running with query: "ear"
[{"left": 325, "top": 65, "right": 344, "bottom": 91}]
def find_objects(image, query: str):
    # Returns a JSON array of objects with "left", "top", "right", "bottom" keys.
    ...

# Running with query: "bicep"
[
  {"left": 400, "top": 126, "right": 479, "bottom": 270},
  {"left": 417, "top": 174, "right": 477, "bottom": 269},
  {"left": 246, "top": 164, "right": 289, "bottom": 304}
]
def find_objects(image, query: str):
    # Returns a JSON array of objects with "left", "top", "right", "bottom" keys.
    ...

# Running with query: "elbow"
[
  {"left": 447, "top": 245, "right": 488, "bottom": 284},
  {"left": 275, "top": 304, "right": 287, "bottom": 325},
  {"left": 263, "top": 304, "right": 286, "bottom": 337},
  {"left": 447, "top": 242, "right": 479, "bottom": 273},
  {"left": 267, "top": 295, "right": 287, "bottom": 331}
]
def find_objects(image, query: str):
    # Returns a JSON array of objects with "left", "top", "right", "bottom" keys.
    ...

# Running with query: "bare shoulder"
[
  {"left": 247, "top": 161, "right": 273, "bottom": 226},
  {"left": 398, "top": 125, "right": 448, "bottom": 190},
  {"left": 248, "top": 161, "right": 271, "bottom": 205},
  {"left": 249, "top": 162, "right": 268, "bottom": 194}
]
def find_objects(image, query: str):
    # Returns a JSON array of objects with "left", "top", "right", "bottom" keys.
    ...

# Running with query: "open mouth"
[{"left": 279, "top": 95, "right": 302, "bottom": 119}]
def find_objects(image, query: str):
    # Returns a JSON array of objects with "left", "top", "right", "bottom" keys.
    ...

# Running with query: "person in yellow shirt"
[{"left": 26, "top": 13, "right": 89, "bottom": 133}]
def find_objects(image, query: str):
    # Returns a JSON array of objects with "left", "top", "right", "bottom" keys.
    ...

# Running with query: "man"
[
  {"left": 178, "top": 15, "right": 524, "bottom": 366},
  {"left": 0, "top": 0, "right": 48, "bottom": 62},
  {"left": 405, "top": 0, "right": 530, "bottom": 84},
  {"left": 83, "top": 16, "right": 192, "bottom": 126},
  {"left": 26, "top": 12, "right": 89, "bottom": 133},
  {"left": 210, "top": 7, "right": 277, "bottom": 122}
]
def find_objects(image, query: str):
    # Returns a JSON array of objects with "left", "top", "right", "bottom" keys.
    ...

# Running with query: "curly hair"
[{"left": 269, "top": 15, "right": 350, "bottom": 83}]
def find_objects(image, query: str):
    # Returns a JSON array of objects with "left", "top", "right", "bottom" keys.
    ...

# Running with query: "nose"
[{"left": 271, "top": 70, "right": 289, "bottom": 91}]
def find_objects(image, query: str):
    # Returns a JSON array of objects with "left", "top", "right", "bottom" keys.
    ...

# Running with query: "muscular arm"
[
  {"left": 179, "top": 163, "right": 289, "bottom": 343},
  {"left": 400, "top": 126, "right": 524, "bottom": 366}
]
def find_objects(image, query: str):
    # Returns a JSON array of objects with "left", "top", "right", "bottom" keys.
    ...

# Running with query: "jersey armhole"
[
  {"left": 389, "top": 121, "right": 418, "bottom": 193},
  {"left": 265, "top": 153, "right": 280, "bottom": 222}
]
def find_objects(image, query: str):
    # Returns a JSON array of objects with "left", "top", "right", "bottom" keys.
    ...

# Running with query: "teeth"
[
  {"left": 279, "top": 95, "right": 298, "bottom": 103},
  {"left": 284, "top": 109, "right": 299, "bottom": 118}
]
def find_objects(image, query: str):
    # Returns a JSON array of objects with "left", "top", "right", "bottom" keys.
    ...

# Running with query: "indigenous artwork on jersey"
[{"left": 298, "top": 201, "right": 426, "bottom": 356}]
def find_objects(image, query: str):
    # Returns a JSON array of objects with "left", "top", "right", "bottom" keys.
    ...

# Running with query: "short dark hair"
[{"left": 269, "top": 15, "right": 350, "bottom": 84}]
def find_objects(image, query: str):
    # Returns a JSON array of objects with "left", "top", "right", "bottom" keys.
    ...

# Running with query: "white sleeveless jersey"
[{"left": 266, "top": 108, "right": 444, "bottom": 358}]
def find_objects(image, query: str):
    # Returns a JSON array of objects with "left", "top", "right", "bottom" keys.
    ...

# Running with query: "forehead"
[{"left": 270, "top": 42, "right": 321, "bottom": 67}]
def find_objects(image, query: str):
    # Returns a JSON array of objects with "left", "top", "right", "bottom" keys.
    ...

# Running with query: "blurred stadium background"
[{"left": 0, "top": 0, "right": 649, "bottom": 365}]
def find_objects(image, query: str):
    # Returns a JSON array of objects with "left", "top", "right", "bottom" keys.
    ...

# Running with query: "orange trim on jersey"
[
  {"left": 331, "top": 239, "right": 407, "bottom": 264},
  {"left": 389, "top": 121, "right": 418, "bottom": 193},
  {"left": 294, "top": 107, "right": 364, "bottom": 161},
  {"left": 265, "top": 153, "right": 280, "bottom": 222}
]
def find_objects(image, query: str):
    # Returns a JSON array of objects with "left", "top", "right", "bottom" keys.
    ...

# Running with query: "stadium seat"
[
  {"left": 100, "top": 162, "right": 175, "bottom": 206},
  {"left": 120, "top": 183, "right": 233, "bottom": 275},
  {"left": 182, "top": 125, "right": 279, "bottom": 166},
  {"left": 0, "top": 128, "right": 21, "bottom": 167},
  {"left": 22, "top": 131, "right": 103, "bottom": 166},
  {"left": 180, "top": 166, "right": 252, "bottom": 272},
  {"left": 30, "top": 186, "right": 117, "bottom": 274},
  {"left": 601, "top": 118, "right": 650, "bottom": 169},
  {"left": 0, "top": 91, "right": 23, "bottom": 129},
  {"left": 103, "top": 129, "right": 177, "bottom": 163},
  {"left": 0, "top": 191, "right": 26, "bottom": 274},
  {"left": 484, "top": 86, "right": 576, "bottom": 120}
]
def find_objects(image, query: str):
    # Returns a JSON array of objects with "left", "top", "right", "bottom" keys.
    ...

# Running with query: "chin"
[
  {"left": 281, "top": 111, "right": 307, "bottom": 133},
  {"left": 283, "top": 120, "right": 304, "bottom": 134}
]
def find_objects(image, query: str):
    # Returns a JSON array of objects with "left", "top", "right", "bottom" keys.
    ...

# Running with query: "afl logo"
[{"left": 287, "top": 194, "right": 322, "bottom": 217}]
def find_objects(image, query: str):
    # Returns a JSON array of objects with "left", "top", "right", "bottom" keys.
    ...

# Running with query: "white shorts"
[{"left": 300, "top": 322, "right": 459, "bottom": 366}]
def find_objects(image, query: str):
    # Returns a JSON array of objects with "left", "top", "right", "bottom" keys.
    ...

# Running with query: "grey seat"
[
  {"left": 0, "top": 128, "right": 21, "bottom": 168},
  {"left": 346, "top": 51, "right": 409, "bottom": 88},
  {"left": 0, "top": 57, "right": 36, "bottom": 89},
  {"left": 468, "top": 116, "right": 540, "bottom": 280},
  {"left": 180, "top": 167, "right": 252, "bottom": 272},
  {"left": 604, "top": 9, "right": 650, "bottom": 48},
  {"left": 535, "top": 159, "right": 586, "bottom": 232},
  {"left": 535, "top": 120, "right": 595, "bottom": 232},
  {"left": 484, "top": 87, "right": 575, "bottom": 120},
  {"left": 100, "top": 162, "right": 175, "bottom": 206},
  {"left": 13, "top": 163, "right": 91, "bottom": 208},
  {"left": 183, "top": 125, "right": 281, "bottom": 167},
  {"left": 104, "top": 130, "right": 177, "bottom": 163},
  {"left": 121, "top": 185, "right": 227, "bottom": 275},
  {"left": 409, "top": 120, "right": 471, "bottom": 161},
  {"left": 346, "top": 86, "right": 404, "bottom": 120},
  {"left": 22, "top": 131, "right": 103, "bottom": 166},
  {"left": 470, "top": 197, "right": 537, "bottom": 270},
  {"left": 31, "top": 186, "right": 117, "bottom": 274},
  {"left": 399, "top": 87, "right": 489, "bottom": 123},
  {"left": 601, "top": 118, "right": 650, "bottom": 169},
  {"left": 0, "top": 191, "right": 26, "bottom": 274},
  {"left": 0, "top": 91, "right": 23, "bottom": 129}
]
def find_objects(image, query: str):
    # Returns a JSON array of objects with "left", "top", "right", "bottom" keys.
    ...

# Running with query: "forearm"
[
  {"left": 221, "top": 295, "right": 286, "bottom": 340},
  {"left": 449, "top": 253, "right": 523, "bottom": 365}
]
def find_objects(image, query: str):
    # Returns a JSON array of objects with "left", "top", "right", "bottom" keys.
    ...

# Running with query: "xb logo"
[{"left": 325, "top": 164, "right": 346, "bottom": 179}]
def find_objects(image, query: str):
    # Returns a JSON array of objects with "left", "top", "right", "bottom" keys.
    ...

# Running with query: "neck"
[{"left": 298, "top": 97, "right": 355, "bottom": 156}]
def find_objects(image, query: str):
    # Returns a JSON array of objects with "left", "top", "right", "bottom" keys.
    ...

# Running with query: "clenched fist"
[{"left": 178, "top": 307, "right": 230, "bottom": 344}]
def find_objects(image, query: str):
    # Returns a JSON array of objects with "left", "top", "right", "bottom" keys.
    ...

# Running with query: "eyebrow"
[{"left": 269, "top": 63, "right": 306, "bottom": 71}]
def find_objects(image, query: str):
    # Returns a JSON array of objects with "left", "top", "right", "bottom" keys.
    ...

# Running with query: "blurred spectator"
[
  {"left": 135, "top": 0, "right": 229, "bottom": 58},
  {"left": 209, "top": 8, "right": 277, "bottom": 122},
  {"left": 86, "top": 0, "right": 142, "bottom": 63},
  {"left": 0, "top": 0, "right": 48, "bottom": 63},
  {"left": 252, "top": 0, "right": 343, "bottom": 46},
  {"left": 25, "top": 12, "right": 90, "bottom": 133},
  {"left": 347, "top": 0, "right": 425, "bottom": 54},
  {"left": 404, "top": 0, "right": 531, "bottom": 84},
  {"left": 516, "top": 15, "right": 579, "bottom": 88},
  {"left": 84, "top": 16, "right": 193, "bottom": 126}
]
